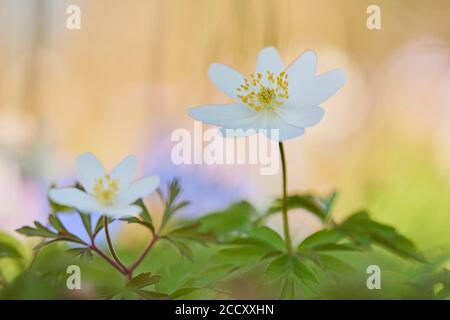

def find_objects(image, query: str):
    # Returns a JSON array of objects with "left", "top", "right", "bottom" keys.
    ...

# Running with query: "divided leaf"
[
  {"left": 16, "top": 222, "right": 58, "bottom": 238},
  {"left": 135, "top": 289, "right": 170, "bottom": 300},
  {"left": 338, "top": 211, "right": 425, "bottom": 262},
  {"left": 165, "top": 221, "right": 216, "bottom": 244},
  {"left": 199, "top": 201, "right": 257, "bottom": 241},
  {"left": 160, "top": 179, "right": 190, "bottom": 229},
  {"left": 48, "top": 214, "right": 67, "bottom": 233},
  {"left": 78, "top": 212, "right": 92, "bottom": 237},
  {"left": 298, "top": 229, "right": 360, "bottom": 252},
  {"left": 66, "top": 247, "right": 94, "bottom": 260},
  {"left": 267, "top": 194, "right": 328, "bottom": 221},
  {"left": 126, "top": 272, "right": 160, "bottom": 290},
  {"left": 0, "top": 232, "right": 24, "bottom": 261},
  {"left": 228, "top": 226, "right": 285, "bottom": 254},
  {"left": 265, "top": 254, "right": 318, "bottom": 295},
  {"left": 92, "top": 216, "right": 113, "bottom": 239},
  {"left": 16, "top": 218, "right": 86, "bottom": 251},
  {"left": 163, "top": 236, "right": 194, "bottom": 261},
  {"left": 216, "top": 245, "right": 267, "bottom": 264}
]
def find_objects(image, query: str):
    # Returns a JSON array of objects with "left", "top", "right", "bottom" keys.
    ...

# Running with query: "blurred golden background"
[{"left": 0, "top": 0, "right": 449, "bottom": 253}]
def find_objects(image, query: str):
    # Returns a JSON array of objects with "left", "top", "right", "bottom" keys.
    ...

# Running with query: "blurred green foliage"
[{"left": 1, "top": 180, "right": 449, "bottom": 300}]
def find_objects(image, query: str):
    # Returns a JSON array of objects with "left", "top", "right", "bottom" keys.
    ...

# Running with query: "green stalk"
[
  {"left": 279, "top": 142, "right": 293, "bottom": 254},
  {"left": 103, "top": 216, "right": 128, "bottom": 274}
]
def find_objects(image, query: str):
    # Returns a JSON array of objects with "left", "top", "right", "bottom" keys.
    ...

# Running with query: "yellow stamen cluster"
[
  {"left": 237, "top": 71, "right": 289, "bottom": 112},
  {"left": 93, "top": 175, "right": 119, "bottom": 205}
]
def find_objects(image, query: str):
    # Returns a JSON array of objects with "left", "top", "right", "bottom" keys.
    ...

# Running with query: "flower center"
[
  {"left": 93, "top": 175, "right": 119, "bottom": 206},
  {"left": 237, "top": 71, "right": 289, "bottom": 112}
]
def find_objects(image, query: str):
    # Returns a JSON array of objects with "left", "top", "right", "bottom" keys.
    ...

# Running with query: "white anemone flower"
[
  {"left": 189, "top": 47, "right": 347, "bottom": 141},
  {"left": 49, "top": 153, "right": 159, "bottom": 218}
]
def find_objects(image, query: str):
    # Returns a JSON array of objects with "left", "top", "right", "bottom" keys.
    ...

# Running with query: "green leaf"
[
  {"left": 33, "top": 233, "right": 86, "bottom": 251},
  {"left": 0, "top": 232, "right": 24, "bottom": 261},
  {"left": 66, "top": 247, "right": 94, "bottom": 260},
  {"left": 48, "top": 214, "right": 67, "bottom": 233},
  {"left": 199, "top": 201, "right": 257, "bottom": 241},
  {"left": 78, "top": 212, "right": 92, "bottom": 237},
  {"left": 265, "top": 255, "right": 290, "bottom": 282},
  {"left": 227, "top": 227, "right": 285, "bottom": 258},
  {"left": 299, "top": 229, "right": 343, "bottom": 249},
  {"left": 33, "top": 239, "right": 64, "bottom": 251},
  {"left": 265, "top": 254, "right": 318, "bottom": 289},
  {"left": 136, "top": 199, "right": 153, "bottom": 227},
  {"left": 120, "top": 216, "right": 154, "bottom": 233},
  {"left": 290, "top": 256, "right": 318, "bottom": 286},
  {"left": 321, "top": 191, "right": 338, "bottom": 218},
  {"left": 216, "top": 245, "right": 267, "bottom": 264},
  {"left": 92, "top": 216, "right": 113, "bottom": 239},
  {"left": 163, "top": 237, "right": 194, "bottom": 261},
  {"left": 436, "top": 268, "right": 450, "bottom": 299},
  {"left": 267, "top": 194, "right": 327, "bottom": 221},
  {"left": 279, "top": 277, "right": 296, "bottom": 299},
  {"left": 316, "top": 254, "right": 356, "bottom": 275},
  {"left": 126, "top": 272, "right": 160, "bottom": 290},
  {"left": 135, "top": 289, "right": 170, "bottom": 300},
  {"left": 170, "top": 287, "right": 203, "bottom": 299},
  {"left": 260, "top": 250, "right": 284, "bottom": 261},
  {"left": 249, "top": 226, "right": 285, "bottom": 251},
  {"left": 160, "top": 179, "right": 190, "bottom": 229},
  {"left": 120, "top": 199, "right": 155, "bottom": 233},
  {"left": 16, "top": 222, "right": 58, "bottom": 238},
  {"left": 166, "top": 221, "right": 216, "bottom": 244},
  {"left": 197, "top": 264, "right": 241, "bottom": 285},
  {"left": 338, "top": 211, "right": 426, "bottom": 262},
  {"left": 297, "top": 229, "right": 358, "bottom": 252}
]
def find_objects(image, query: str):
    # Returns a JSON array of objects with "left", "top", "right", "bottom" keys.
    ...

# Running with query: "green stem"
[
  {"left": 103, "top": 216, "right": 128, "bottom": 274},
  {"left": 128, "top": 233, "right": 159, "bottom": 273},
  {"left": 279, "top": 142, "right": 293, "bottom": 255},
  {"left": 90, "top": 243, "right": 128, "bottom": 275}
]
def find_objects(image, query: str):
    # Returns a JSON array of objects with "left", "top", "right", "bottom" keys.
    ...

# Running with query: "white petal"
[
  {"left": 124, "top": 176, "right": 159, "bottom": 204},
  {"left": 189, "top": 103, "right": 257, "bottom": 127},
  {"left": 291, "top": 69, "right": 347, "bottom": 107},
  {"left": 110, "top": 155, "right": 137, "bottom": 190},
  {"left": 220, "top": 112, "right": 268, "bottom": 137},
  {"left": 49, "top": 188, "right": 100, "bottom": 213},
  {"left": 265, "top": 115, "right": 305, "bottom": 141},
  {"left": 276, "top": 105, "right": 324, "bottom": 128},
  {"left": 286, "top": 50, "right": 317, "bottom": 98},
  {"left": 208, "top": 63, "right": 246, "bottom": 100},
  {"left": 256, "top": 47, "right": 284, "bottom": 75},
  {"left": 76, "top": 152, "right": 105, "bottom": 193},
  {"left": 103, "top": 205, "right": 142, "bottom": 218}
]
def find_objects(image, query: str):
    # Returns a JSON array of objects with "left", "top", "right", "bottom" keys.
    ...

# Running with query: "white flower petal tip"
[
  {"left": 49, "top": 188, "right": 99, "bottom": 213},
  {"left": 277, "top": 106, "right": 325, "bottom": 128},
  {"left": 110, "top": 154, "right": 137, "bottom": 189},
  {"left": 256, "top": 46, "right": 284, "bottom": 74},
  {"left": 188, "top": 104, "right": 257, "bottom": 127},
  {"left": 125, "top": 176, "right": 160, "bottom": 204},
  {"left": 312, "top": 68, "right": 347, "bottom": 104},
  {"left": 335, "top": 69, "right": 347, "bottom": 86},
  {"left": 76, "top": 152, "right": 105, "bottom": 193},
  {"left": 76, "top": 152, "right": 103, "bottom": 172},
  {"left": 208, "top": 63, "right": 245, "bottom": 100},
  {"left": 298, "top": 50, "right": 317, "bottom": 65}
]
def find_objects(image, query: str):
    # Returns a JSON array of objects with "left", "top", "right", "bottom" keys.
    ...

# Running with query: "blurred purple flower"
[{"left": 141, "top": 128, "right": 254, "bottom": 218}]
